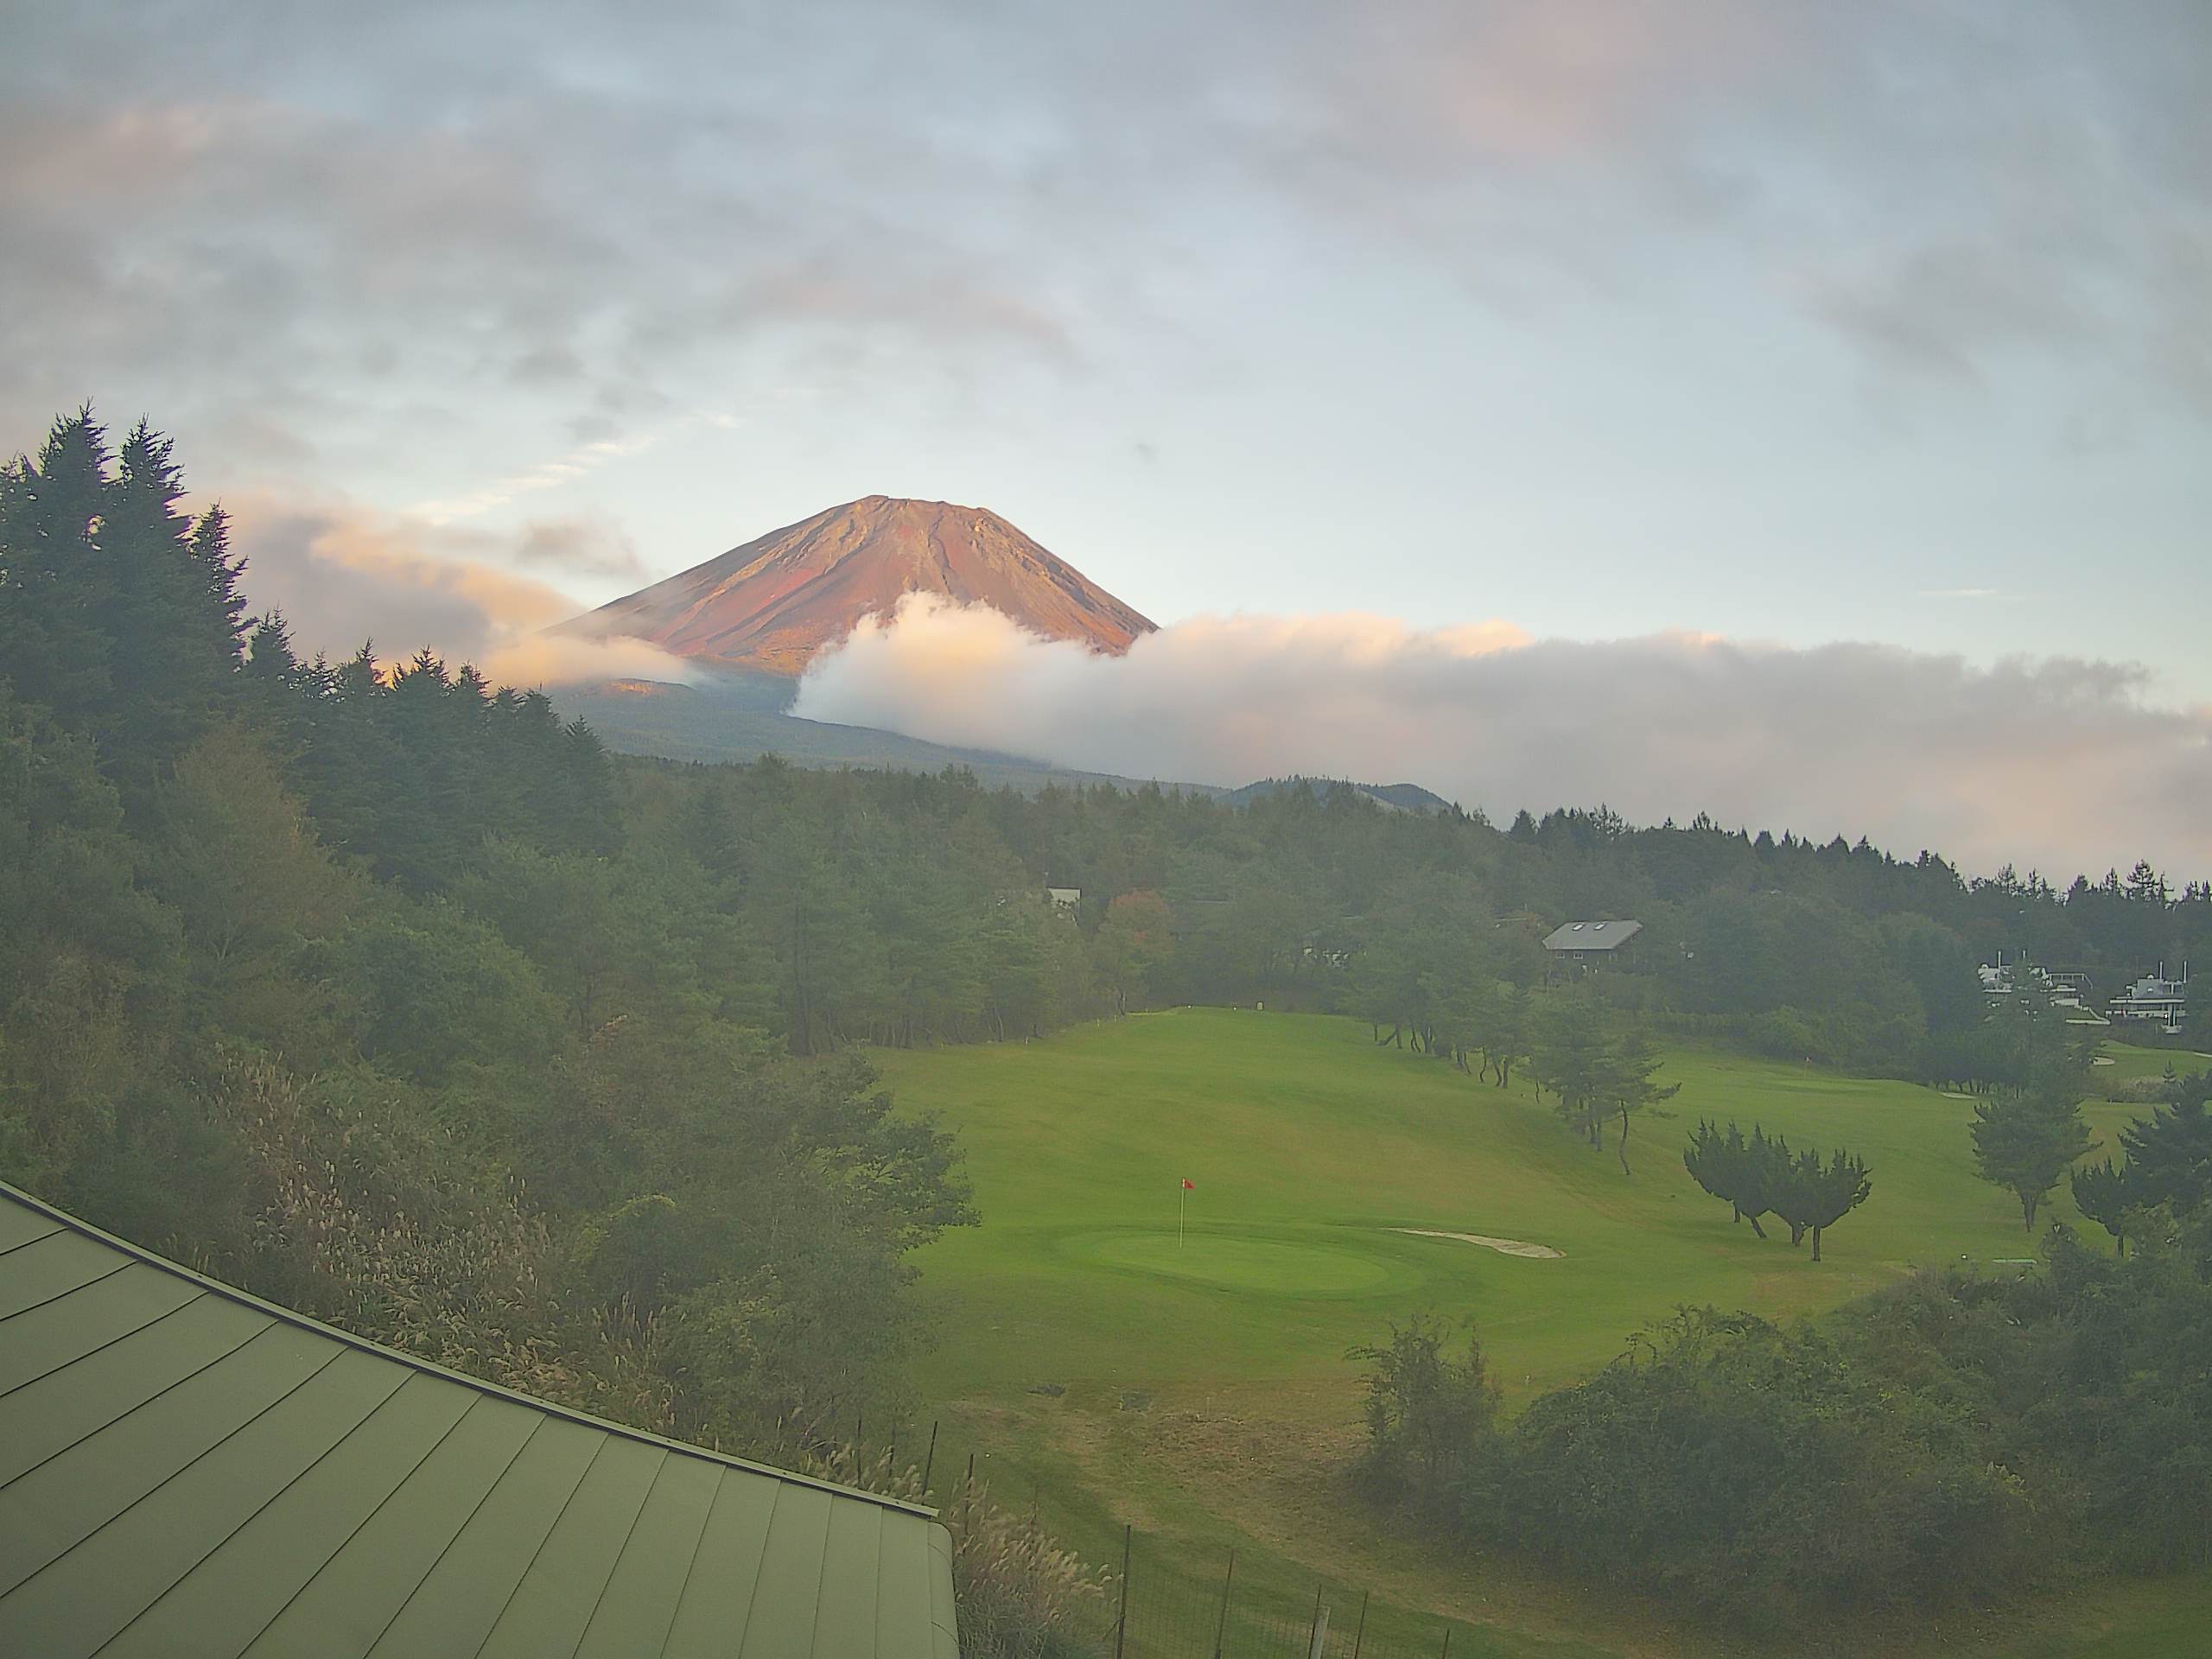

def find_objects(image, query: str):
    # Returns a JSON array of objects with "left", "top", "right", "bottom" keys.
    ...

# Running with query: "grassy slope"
[
  {"left": 877, "top": 1010, "right": 2204, "bottom": 1657},
  {"left": 2098, "top": 1042, "right": 2212, "bottom": 1085}
]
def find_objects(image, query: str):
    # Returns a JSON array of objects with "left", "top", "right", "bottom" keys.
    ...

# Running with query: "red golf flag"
[{"left": 1181, "top": 1178, "right": 1194, "bottom": 1190}]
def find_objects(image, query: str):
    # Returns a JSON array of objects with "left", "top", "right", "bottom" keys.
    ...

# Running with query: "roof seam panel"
[
  {"left": 236, "top": 1389, "right": 518, "bottom": 1659},
  {"left": 0, "top": 1223, "right": 65, "bottom": 1260},
  {"left": 0, "top": 1257, "right": 132, "bottom": 1325},
  {"left": 474, "top": 1429, "right": 616, "bottom": 1649},
  {"left": 558, "top": 1446, "right": 670, "bottom": 1659},
  {"left": 360, "top": 1408, "right": 550, "bottom": 1658},
  {"left": 0, "top": 1286, "right": 210, "bottom": 1402},
  {"left": 0, "top": 1308, "right": 276, "bottom": 1496},
  {"left": 234, "top": 1375, "right": 483, "bottom": 1657},
  {"left": 86, "top": 1355, "right": 413, "bottom": 1658},
  {"left": 66, "top": 1343, "right": 350, "bottom": 1563}
]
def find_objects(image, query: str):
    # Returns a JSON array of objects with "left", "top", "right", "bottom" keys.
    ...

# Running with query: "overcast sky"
[{"left": 6, "top": 2, "right": 2209, "bottom": 868}]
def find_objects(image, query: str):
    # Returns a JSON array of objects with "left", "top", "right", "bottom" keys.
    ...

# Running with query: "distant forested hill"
[{"left": 552, "top": 671, "right": 1225, "bottom": 796}]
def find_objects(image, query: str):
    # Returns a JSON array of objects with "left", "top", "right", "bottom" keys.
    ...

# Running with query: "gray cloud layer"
[
  {"left": 796, "top": 598, "right": 2212, "bottom": 878},
  {"left": 7, "top": 1, "right": 2207, "bottom": 463}
]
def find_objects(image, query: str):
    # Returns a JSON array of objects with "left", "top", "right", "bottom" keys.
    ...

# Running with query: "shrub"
[{"left": 1346, "top": 1313, "right": 1501, "bottom": 1516}]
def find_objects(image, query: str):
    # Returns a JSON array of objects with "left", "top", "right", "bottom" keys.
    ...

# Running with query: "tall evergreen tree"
[
  {"left": 2117, "top": 1087, "right": 2212, "bottom": 1216},
  {"left": 0, "top": 410, "right": 117, "bottom": 728}
]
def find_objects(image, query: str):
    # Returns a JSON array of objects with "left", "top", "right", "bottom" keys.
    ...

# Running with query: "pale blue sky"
[{"left": 6, "top": 1, "right": 2209, "bottom": 700}]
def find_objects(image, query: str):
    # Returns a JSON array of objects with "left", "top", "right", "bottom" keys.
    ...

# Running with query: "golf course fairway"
[{"left": 874, "top": 1008, "right": 2210, "bottom": 1657}]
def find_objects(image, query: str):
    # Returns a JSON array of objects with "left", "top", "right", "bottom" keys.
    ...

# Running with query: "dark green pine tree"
[
  {"left": 1686, "top": 1120, "right": 1800, "bottom": 1241},
  {"left": 1531, "top": 1004, "right": 1612, "bottom": 1148},
  {"left": 1739, "top": 1125, "right": 1785, "bottom": 1237},
  {"left": 97, "top": 419, "right": 249, "bottom": 802},
  {"left": 0, "top": 409, "right": 118, "bottom": 728},
  {"left": 2070, "top": 1157, "right": 2143, "bottom": 1256},
  {"left": 1971, "top": 1084, "right": 2094, "bottom": 1232},
  {"left": 1602, "top": 1023, "right": 1679, "bottom": 1175},
  {"left": 556, "top": 718, "right": 620, "bottom": 855},
  {"left": 2118, "top": 1088, "right": 2212, "bottom": 1216},
  {"left": 1776, "top": 1144, "right": 1872, "bottom": 1261},
  {"left": 240, "top": 609, "right": 318, "bottom": 760},
  {"left": 289, "top": 641, "right": 406, "bottom": 869}
]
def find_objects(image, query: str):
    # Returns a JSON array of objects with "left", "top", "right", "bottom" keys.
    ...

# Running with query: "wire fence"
[
  {"left": 836, "top": 1421, "right": 1465, "bottom": 1659},
  {"left": 1096, "top": 1529, "right": 1458, "bottom": 1659}
]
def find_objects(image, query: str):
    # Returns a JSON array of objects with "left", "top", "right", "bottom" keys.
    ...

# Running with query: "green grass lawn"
[
  {"left": 877, "top": 1012, "right": 2204, "bottom": 1656},
  {"left": 2096, "top": 1039, "right": 2212, "bottom": 1086}
]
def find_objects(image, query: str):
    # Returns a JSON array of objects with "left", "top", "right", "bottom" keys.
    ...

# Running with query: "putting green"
[{"left": 1065, "top": 1229, "right": 1403, "bottom": 1295}]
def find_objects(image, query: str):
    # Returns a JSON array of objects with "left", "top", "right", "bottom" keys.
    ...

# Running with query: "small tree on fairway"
[
  {"left": 1684, "top": 1120, "right": 1777, "bottom": 1238},
  {"left": 1487, "top": 983, "right": 1532, "bottom": 1089},
  {"left": 1684, "top": 1119, "right": 1732, "bottom": 1218},
  {"left": 1602, "top": 1024, "right": 1679, "bottom": 1176},
  {"left": 1971, "top": 1085, "right": 2093, "bottom": 1232},
  {"left": 2070, "top": 1157, "right": 2141, "bottom": 1256},
  {"left": 1531, "top": 996, "right": 1611, "bottom": 1148},
  {"left": 1774, "top": 1145, "right": 1873, "bottom": 1261},
  {"left": 1738, "top": 1124, "right": 1785, "bottom": 1238}
]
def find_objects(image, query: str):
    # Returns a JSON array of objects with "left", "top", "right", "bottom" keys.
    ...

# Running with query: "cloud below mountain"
[
  {"left": 796, "top": 595, "right": 2212, "bottom": 877},
  {"left": 230, "top": 494, "right": 696, "bottom": 688}
]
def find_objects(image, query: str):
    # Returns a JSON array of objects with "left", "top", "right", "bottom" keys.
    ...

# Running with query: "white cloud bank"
[
  {"left": 229, "top": 494, "right": 696, "bottom": 689},
  {"left": 796, "top": 596, "right": 2212, "bottom": 878}
]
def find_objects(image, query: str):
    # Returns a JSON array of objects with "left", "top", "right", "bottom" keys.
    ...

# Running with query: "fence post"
[
  {"left": 1113, "top": 1524, "right": 1132, "bottom": 1659},
  {"left": 1439, "top": 1626, "right": 1452, "bottom": 1658},
  {"left": 1211, "top": 1549, "right": 1235, "bottom": 1659},
  {"left": 1351, "top": 1590, "right": 1369, "bottom": 1659},
  {"left": 1307, "top": 1596, "right": 1330, "bottom": 1659},
  {"left": 1306, "top": 1582, "right": 1325, "bottom": 1658},
  {"left": 920, "top": 1421, "right": 939, "bottom": 1492}
]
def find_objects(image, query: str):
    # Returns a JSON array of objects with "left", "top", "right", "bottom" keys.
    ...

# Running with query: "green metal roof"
[{"left": 0, "top": 1180, "right": 959, "bottom": 1659}]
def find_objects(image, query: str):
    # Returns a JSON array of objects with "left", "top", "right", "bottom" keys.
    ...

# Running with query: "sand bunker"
[{"left": 1390, "top": 1228, "right": 1563, "bottom": 1260}]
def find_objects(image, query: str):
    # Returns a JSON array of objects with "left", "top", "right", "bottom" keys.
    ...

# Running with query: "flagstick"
[{"left": 1179, "top": 1185, "right": 1185, "bottom": 1245}]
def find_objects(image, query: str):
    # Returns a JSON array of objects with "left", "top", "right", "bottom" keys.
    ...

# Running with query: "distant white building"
[
  {"left": 1046, "top": 887, "right": 1081, "bottom": 915},
  {"left": 2110, "top": 969, "right": 2190, "bottom": 1034},
  {"left": 1980, "top": 956, "right": 2106, "bottom": 1023}
]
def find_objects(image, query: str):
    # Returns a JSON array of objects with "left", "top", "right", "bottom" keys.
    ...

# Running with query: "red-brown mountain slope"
[{"left": 562, "top": 495, "right": 1155, "bottom": 675}]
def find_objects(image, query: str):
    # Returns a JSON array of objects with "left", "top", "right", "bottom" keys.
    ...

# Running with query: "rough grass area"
[{"left": 878, "top": 1012, "right": 2206, "bottom": 1656}]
